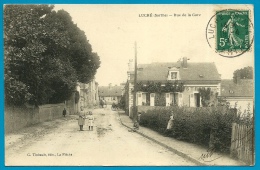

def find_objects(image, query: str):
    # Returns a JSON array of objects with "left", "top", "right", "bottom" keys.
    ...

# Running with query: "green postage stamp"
[
  {"left": 206, "top": 9, "right": 254, "bottom": 58},
  {"left": 216, "top": 10, "right": 250, "bottom": 51}
]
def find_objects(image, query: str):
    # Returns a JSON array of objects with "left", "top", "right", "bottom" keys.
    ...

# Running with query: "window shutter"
[
  {"left": 178, "top": 93, "right": 183, "bottom": 106},
  {"left": 189, "top": 93, "right": 195, "bottom": 107},
  {"left": 166, "top": 93, "right": 170, "bottom": 106}
]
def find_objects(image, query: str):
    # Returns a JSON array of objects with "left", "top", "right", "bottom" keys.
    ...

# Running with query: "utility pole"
[{"left": 132, "top": 42, "right": 138, "bottom": 122}]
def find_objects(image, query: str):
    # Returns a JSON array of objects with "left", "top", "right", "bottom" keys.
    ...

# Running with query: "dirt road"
[{"left": 5, "top": 107, "right": 194, "bottom": 166}]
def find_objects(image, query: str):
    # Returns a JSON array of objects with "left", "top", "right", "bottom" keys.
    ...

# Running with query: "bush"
[{"left": 139, "top": 106, "right": 239, "bottom": 153}]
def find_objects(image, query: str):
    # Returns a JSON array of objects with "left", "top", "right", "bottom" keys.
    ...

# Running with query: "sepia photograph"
[{"left": 3, "top": 4, "right": 255, "bottom": 166}]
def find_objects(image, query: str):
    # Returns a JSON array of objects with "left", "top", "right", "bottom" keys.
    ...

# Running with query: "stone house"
[
  {"left": 125, "top": 57, "right": 221, "bottom": 117},
  {"left": 67, "top": 78, "right": 99, "bottom": 114}
]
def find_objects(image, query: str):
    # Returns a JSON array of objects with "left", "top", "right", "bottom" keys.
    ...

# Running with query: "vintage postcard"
[{"left": 4, "top": 4, "right": 254, "bottom": 166}]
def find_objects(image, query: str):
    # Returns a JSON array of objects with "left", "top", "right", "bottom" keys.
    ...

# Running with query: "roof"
[
  {"left": 129, "top": 62, "right": 221, "bottom": 84},
  {"left": 99, "top": 86, "right": 122, "bottom": 97},
  {"left": 220, "top": 79, "right": 254, "bottom": 97}
]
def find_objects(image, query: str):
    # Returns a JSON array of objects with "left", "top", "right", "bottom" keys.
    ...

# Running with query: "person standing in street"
[
  {"left": 88, "top": 111, "right": 94, "bottom": 131},
  {"left": 62, "top": 108, "right": 67, "bottom": 117},
  {"left": 78, "top": 106, "right": 86, "bottom": 131},
  {"left": 133, "top": 112, "right": 142, "bottom": 130}
]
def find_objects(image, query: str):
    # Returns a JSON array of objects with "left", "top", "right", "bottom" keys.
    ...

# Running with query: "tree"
[
  {"left": 233, "top": 66, "right": 253, "bottom": 83},
  {"left": 4, "top": 5, "right": 67, "bottom": 105},
  {"left": 4, "top": 5, "right": 100, "bottom": 106},
  {"left": 44, "top": 9, "right": 101, "bottom": 83}
]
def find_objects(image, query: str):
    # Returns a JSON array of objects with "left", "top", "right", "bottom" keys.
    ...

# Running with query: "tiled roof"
[
  {"left": 220, "top": 79, "right": 254, "bottom": 97},
  {"left": 99, "top": 86, "right": 122, "bottom": 97},
  {"left": 129, "top": 62, "right": 221, "bottom": 84}
]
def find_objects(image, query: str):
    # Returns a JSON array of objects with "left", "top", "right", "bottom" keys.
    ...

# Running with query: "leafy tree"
[
  {"left": 45, "top": 9, "right": 101, "bottom": 83},
  {"left": 4, "top": 5, "right": 100, "bottom": 106},
  {"left": 4, "top": 5, "right": 65, "bottom": 105},
  {"left": 233, "top": 66, "right": 253, "bottom": 83}
]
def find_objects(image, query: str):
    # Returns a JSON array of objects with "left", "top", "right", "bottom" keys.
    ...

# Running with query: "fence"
[{"left": 230, "top": 123, "right": 254, "bottom": 165}]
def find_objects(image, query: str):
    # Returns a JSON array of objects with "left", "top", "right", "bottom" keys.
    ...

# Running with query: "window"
[
  {"left": 171, "top": 72, "right": 177, "bottom": 79},
  {"left": 168, "top": 71, "right": 179, "bottom": 80}
]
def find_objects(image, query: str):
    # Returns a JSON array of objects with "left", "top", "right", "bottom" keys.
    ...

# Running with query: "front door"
[{"left": 194, "top": 93, "right": 200, "bottom": 107}]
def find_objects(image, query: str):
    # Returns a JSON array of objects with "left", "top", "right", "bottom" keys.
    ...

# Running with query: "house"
[
  {"left": 125, "top": 57, "right": 221, "bottom": 117},
  {"left": 220, "top": 79, "right": 254, "bottom": 114},
  {"left": 66, "top": 78, "right": 99, "bottom": 114},
  {"left": 99, "top": 84, "right": 123, "bottom": 104}
]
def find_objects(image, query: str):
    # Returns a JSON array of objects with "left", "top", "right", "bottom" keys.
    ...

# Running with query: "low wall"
[
  {"left": 5, "top": 103, "right": 65, "bottom": 134},
  {"left": 38, "top": 103, "right": 66, "bottom": 122},
  {"left": 5, "top": 106, "right": 39, "bottom": 133}
]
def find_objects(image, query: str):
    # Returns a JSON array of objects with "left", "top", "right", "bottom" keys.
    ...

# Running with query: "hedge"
[{"left": 139, "top": 106, "right": 240, "bottom": 153}]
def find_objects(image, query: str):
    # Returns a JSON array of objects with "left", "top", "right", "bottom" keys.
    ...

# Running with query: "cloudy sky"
[{"left": 55, "top": 5, "right": 254, "bottom": 86}]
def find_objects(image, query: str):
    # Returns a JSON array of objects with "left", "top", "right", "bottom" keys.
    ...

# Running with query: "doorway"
[{"left": 194, "top": 93, "right": 200, "bottom": 107}]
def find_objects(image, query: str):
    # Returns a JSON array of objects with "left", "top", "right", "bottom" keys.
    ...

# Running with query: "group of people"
[
  {"left": 78, "top": 106, "right": 95, "bottom": 131},
  {"left": 64, "top": 106, "right": 174, "bottom": 133}
]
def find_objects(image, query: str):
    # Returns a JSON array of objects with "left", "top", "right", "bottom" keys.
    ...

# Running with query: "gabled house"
[
  {"left": 125, "top": 57, "right": 221, "bottom": 116},
  {"left": 99, "top": 84, "right": 123, "bottom": 104},
  {"left": 220, "top": 79, "right": 254, "bottom": 114}
]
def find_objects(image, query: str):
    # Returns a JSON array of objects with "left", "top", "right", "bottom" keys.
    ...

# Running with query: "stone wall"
[{"left": 5, "top": 103, "right": 65, "bottom": 134}]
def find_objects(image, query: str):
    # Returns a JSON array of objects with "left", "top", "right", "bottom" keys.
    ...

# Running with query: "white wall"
[{"left": 226, "top": 98, "right": 254, "bottom": 114}]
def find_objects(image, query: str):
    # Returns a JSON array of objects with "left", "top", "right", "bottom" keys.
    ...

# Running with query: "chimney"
[{"left": 183, "top": 57, "right": 188, "bottom": 68}]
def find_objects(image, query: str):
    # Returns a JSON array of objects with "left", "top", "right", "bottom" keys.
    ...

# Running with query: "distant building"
[
  {"left": 99, "top": 84, "right": 123, "bottom": 104},
  {"left": 67, "top": 78, "right": 99, "bottom": 114},
  {"left": 220, "top": 79, "right": 254, "bottom": 114}
]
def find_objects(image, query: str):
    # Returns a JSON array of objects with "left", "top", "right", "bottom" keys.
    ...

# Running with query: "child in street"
[{"left": 88, "top": 111, "right": 94, "bottom": 131}]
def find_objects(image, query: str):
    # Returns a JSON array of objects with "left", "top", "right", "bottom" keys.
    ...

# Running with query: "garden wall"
[{"left": 5, "top": 103, "right": 65, "bottom": 134}]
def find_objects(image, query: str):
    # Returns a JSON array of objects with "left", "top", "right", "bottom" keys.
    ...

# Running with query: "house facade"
[
  {"left": 220, "top": 79, "right": 254, "bottom": 114},
  {"left": 99, "top": 84, "right": 123, "bottom": 104},
  {"left": 67, "top": 78, "right": 99, "bottom": 114},
  {"left": 125, "top": 57, "right": 221, "bottom": 117}
]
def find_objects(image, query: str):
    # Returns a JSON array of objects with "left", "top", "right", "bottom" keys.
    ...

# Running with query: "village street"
[{"left": 5, "top": 107, "right": 195, "bottom": 166}]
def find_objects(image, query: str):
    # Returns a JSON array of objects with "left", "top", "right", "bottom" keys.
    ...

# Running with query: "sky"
[{"left": 54, "top": 5, "right": 254, "bottom": 86}]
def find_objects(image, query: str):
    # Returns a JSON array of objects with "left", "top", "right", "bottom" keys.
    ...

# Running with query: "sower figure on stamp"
[
  {"left": 88, "top": 111, "right": 94, "bottom": 131},
  {"left": 222, "top": 13, "right": 245, "bottom": 49},
  {"left": 78, "top": 106, "right": 86, "bottom": 131}
]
